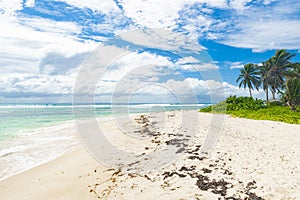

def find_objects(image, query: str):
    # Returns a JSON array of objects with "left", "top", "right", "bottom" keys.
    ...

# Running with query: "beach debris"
[
  {"left": 195, "top": 176, "right": 229, "bottom": 196},
  {"left": 135, "top": 114, "right": 161, "bottom": 138},
  {"left": 162, "top": 171, "right": 187, "bottom": 179},
  {"left": 87, "top": 112, "right": 265, "bottom": 200},
  {"left": 179, "top": 165, "right": 196, "bottom": 172},
  {"left": 176, "top": 147, "right": 186, "bottom": 153},
  {"left": 202, "top": 168, "right": 212, "bottom": 173},
  {"left": 165, "top": 138, "right": 189, "bottom": 148},
  {"left": 187, "top": 155, "right": 206, "bottom": 161}
]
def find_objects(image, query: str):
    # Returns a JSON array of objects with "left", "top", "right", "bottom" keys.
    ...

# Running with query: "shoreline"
[
  {"left": 0, "top": 145, "right": 80, "bottom": 182},
  {"left": 0, "top": 120, "right": 80, "bottom": 182},
  {"left": 0, "top": 111, "right": 153, "bottom": 182},
  {"left": 1, "top": 110, "right": 300, "bottom": 199}
]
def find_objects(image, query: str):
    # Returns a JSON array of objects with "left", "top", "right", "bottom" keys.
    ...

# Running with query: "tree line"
[{"left": 236, "top": 49, "right": 300, "bottom": 111}]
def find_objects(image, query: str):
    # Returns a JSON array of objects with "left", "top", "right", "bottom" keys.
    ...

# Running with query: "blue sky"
[{"left": 0, "top": 0, "right": 300, "bottom": 103}]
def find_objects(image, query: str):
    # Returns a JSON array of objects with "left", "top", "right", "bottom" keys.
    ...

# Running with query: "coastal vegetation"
[
  {"left": 201, "top": 49, "right": 300, "bottom": 124},
  {"left": 200, "top": 96, "right": 300, "bottom": 124}
]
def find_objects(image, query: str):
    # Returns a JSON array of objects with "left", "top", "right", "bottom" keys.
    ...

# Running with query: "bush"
[
  {"left": 200, "top": 96, "right": 266, "bottom": 113},
  {"left": 225, "top": 96, "right": 266, "bottom": 110},
  {"left": 200, "top": 106, "right": 211, "bottom": 112},
  {"left": 229, "top": 106, "right": 300, "bottom": 124},
  {"left": 200, "top": 96, "right": 300, "bottom": 124},
  {"left": 269, "top": 100, "right": 284, "bottom": 106},
  {"left": 211, "top": 101, "right": 227, "bottom": 113}
]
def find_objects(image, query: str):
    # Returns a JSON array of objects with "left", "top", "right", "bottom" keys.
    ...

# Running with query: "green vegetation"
[
  {"left": 201, "top": 96, "right": 265, "bottom": 113},
  {"left": 200, "top": 49, "right": 300, "bottom": 124},
  {"left": 236, "top": 63, "right": 260, "bottom": 97},
  {"left": 281, "top": 78, "right": 300, "bottom": 111},
  {"left": 235, "top": 49, "right": 300, "bottom": 110},
  {"left": 228, "top": 106, "right": 300, "bottom": 124},
  {"left": 200, "top": 96, "right": 300, "bottom": 124}
]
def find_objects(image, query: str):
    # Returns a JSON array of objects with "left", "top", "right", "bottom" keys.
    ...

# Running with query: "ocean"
[{"left": 0, "top": 103, "right": 208, "bottom": 180}]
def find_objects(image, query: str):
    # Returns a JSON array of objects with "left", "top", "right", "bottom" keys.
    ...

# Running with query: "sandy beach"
[{"left": 0, "top": 110, "right": 300, "bottom": 200}]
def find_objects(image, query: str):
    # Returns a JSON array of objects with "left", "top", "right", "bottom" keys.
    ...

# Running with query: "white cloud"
[
  {"left": 1, "top": 0, "right": 296, "bottom": 103},
  {"left": 220, "top": 0, "right": 300, "bottom": 51},
  {"left": 119, "top": 0, "right": 229, "bottom": 29},
  {"left": 0, "top": 15, "right": 97, "bottom": 73},
  {"left": 97, "top": 77, "right": 227, "bottom": 103},
  {"left": 88, "top": 51, "right": 223, "bottom": 102},
  {"left": 61, "top": 0, "right": 121, "bottom": 14},
  {"left": 96, "top": 76, "right": 265, "bottom": 103},
  {"left": 177, "top": 63, "right": 219, "bottom": 71},
  {"left": 100, "top": 51, "right": 173, "bottom": 82},
  {"left": 230, "top": 65, "right": 243, "bottom": 69},
  {"left": 0, "top": 12, "right": 98, "bottom": 102},
  {"left": 77, "top": 49, "right": 176, "bottom": 102},
  {"left": 119, "top": 29, "right": 204, "bottom": 52},
  {"left": 19, "top": 16, "right": 81, "bottom": 36},
  {"left": 262, "top": 0, "right": 276, "bottom": 5},
  {"left": 223, "top": 20, "right": 300, "bottom": 51},
  {"left": 0, "top": 0, "right": 23, "bottom": 14},
  {"left": 0, "top": 72, "right": 76, "bottom": 95},
  {"left": 228, "top": 62, "right": 244, "bottom": 69},
  {"left": 0, "top": 69, "right": 264, "bottom": 103},
  {"left": 174, "top": 56, "right": 219, "bottom": 71},
  {"left": 25, "top": 0, "right": 35, "bottom": 7},
  {"left": 165, "top": 78, "right": 264, "bottom": 101},
  {"left": 116, "top": 0, "right": 296, "bottom": 51},
  {"left": 229, "top": 0, "right": 253, "bottom": 11},
  {"left": 120, "top": 0, "right": 187, "bottom": 29},
  {"left": 176, "top": 56, "right": 200, "bottom": 65}
]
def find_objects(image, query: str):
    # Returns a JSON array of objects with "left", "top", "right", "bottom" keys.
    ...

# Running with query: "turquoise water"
[
  {"left": 0, "top": 104, "right": 208, "bottom": 141},
  {"left": 0, "top": 103, "right": 209, "bottom": 180},
  {"left": 0, "top": 104, "right": 107, "bottom": 140}
]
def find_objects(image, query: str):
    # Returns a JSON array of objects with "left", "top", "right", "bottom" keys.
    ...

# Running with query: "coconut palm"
[
  {"left": 268, "top": 49, "right": 296, "bottom": 99},
  {"left": 236, "top": 63, "right": 260, "bottom": 97},
  {"left": 258, "top": 61, "right": 272, "bottom": 103},
  {"left": 289, "top": 62, "right": 300, "bottom": 78},
  {"left": 282, "top": 78, "right": 300, "bottom": 111},
  {"left": 295, "top": 63, "right": 300, "bottom": 74}
]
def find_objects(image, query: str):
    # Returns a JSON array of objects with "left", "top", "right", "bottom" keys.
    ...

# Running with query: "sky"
[{"left": 0, "top": 0, "right": 300, "bottom": 104}]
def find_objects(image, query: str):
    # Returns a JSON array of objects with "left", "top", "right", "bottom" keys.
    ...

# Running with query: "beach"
[{"left": 0, "top": 110, "right": 300, "bottom": 200}]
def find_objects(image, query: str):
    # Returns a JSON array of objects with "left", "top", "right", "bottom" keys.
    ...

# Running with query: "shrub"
[
  {"left": 269, "top": 101, "right": 284, "bottom": 106},
  {"left": 200, "top": 96, "right": 266, "bottom": 113},
  {"left": 200, "top": 96, "right": 300, "bottom": 124}
]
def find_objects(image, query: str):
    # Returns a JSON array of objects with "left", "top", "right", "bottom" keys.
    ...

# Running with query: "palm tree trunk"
[
  {"left": 265, "top": 89, "right": 269, "bottom": 104},
  {"left": 287, "top": 101, "right": 296, "bottom": 111},
  {"left": 272, "top": 91, "right": 276, "bottom": 100},
  {"left": 249, "top": 88, "right": 252, "bottom": 97}
]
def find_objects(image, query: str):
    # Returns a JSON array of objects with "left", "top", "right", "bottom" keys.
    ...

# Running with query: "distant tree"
[
  {"left": 268, "top": 49, "right": 296, "bottom": 99},
  {"left": 236, "top": 63, "right": 260, "bottom": 97},
  {"left": 258, "top": 61, "right": 272, "bottom": 103},
  {"left": 282, "top": 78, "right": 300, "bottom": 111},
  {"left": 289, "top": 62, "right": 300, "bottom": 78},
  {"left": 235, "top": 49, "right": 299, "bottom": 106},
  {"left": 295, "top": 63, "right": 300, "bottom": 74}
]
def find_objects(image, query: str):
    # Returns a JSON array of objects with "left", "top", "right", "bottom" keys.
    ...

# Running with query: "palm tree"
[
  {"left": 295, "top": 63, "right": 300, "bottom": 74},
  {"left": 258, "top": 61, "right": 272, "bottom": 103},
  {"left": 236, "top": 63, "right": 260, "bottom": 97},
  {"left": 268, "top": 49, "right": 296, "bottom": 99},
  {"left": 282, "top": 78, "right": 300, "bottom": 111},
  {"left": 289, "top": 62, "right": 300, "bottom": 78}
]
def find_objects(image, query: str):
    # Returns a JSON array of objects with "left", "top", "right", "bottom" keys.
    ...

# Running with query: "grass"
[
  {"left": 226, "top": 106, "right": 300, "bottom": 124},
  {"left": 200, "top": 96, "right": 300, "bottom": 124}
]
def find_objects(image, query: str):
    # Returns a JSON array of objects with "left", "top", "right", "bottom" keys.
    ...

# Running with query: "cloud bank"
[{"left": 0, "top": 0, "right": 298, "bottom": 102}]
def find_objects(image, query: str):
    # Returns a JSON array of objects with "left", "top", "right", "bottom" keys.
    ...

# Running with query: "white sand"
[{"left": 0, "top": 110, "right": 299, "bottom": 200}]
